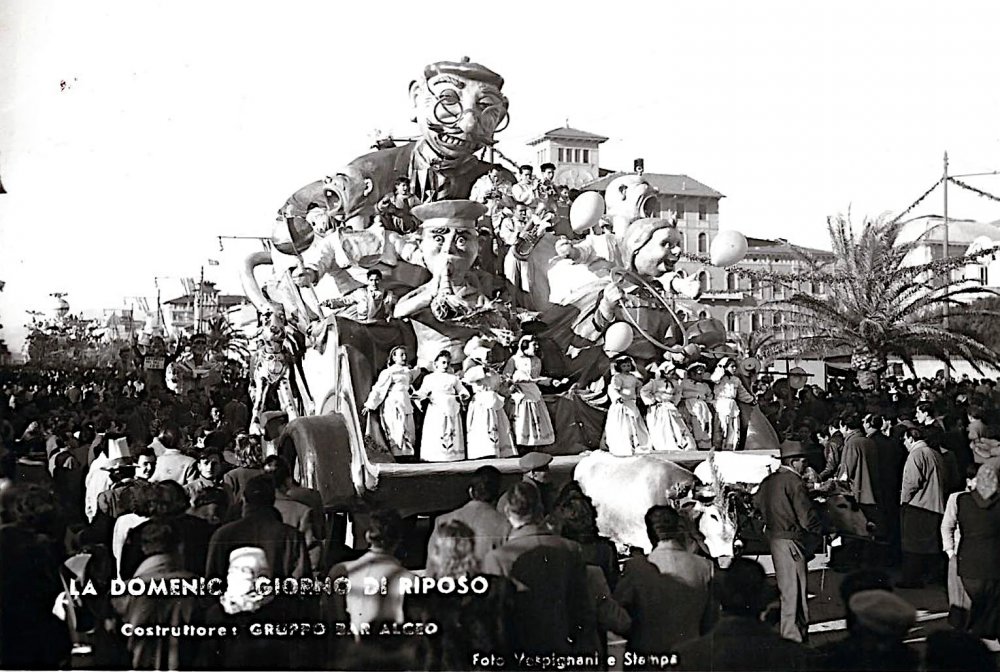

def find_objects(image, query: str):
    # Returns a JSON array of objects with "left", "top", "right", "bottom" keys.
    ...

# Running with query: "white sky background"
[{"left": 2, "top": 0, "right": 1000, "bottom": 353}]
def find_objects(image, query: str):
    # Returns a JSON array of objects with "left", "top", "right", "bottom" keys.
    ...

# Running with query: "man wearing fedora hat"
[{"left": 754, "top": 439, "right": 822, "bottom": 643}]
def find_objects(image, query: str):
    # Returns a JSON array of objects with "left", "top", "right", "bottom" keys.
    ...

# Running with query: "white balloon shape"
[{"left": 710, "top": 230, "right": 749, "bottom": 267}]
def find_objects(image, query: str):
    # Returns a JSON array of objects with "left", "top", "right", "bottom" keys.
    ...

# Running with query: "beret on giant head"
[
  {"left": 412, "top": 199, "right": 487, "bottom": 229},
  {"left": 424, "top": 57, "right": 504, "bottom": 89}
]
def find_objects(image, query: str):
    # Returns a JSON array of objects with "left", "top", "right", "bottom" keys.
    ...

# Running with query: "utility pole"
[
  {"left": 193, "top": 265, "right": 205, "bottom": 333},
  {"left": 943, "top": 151, "right": 950, "bottom": 329}
]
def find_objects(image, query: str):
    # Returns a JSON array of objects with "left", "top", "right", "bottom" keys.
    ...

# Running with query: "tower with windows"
[{"left": 525, "top": 126, "right": 608, "bottom": 189}]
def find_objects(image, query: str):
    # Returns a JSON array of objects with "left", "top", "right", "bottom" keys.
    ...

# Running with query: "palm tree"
[
  {"left": 746, "top": 214, "right": 1000, "bottom": 389},
  {"left": 205, "top": 316, "right": 251, "bottom": 371}
]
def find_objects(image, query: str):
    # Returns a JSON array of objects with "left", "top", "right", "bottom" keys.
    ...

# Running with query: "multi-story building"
[{"left": 163, "top": 282, "right": 249, "bottom": 335}]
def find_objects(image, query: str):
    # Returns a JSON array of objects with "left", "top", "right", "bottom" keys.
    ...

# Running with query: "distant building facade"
[
  {"left": 163, "top": 282, "right": 249, "bottom": 335},
  {"left": 526, "top": 126, "right": 608, "bottom": 189}
]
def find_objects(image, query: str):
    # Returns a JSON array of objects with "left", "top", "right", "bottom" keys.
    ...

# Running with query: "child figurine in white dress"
[
  {"left": 605, "top": 356, "right": 650, "bottom": 456},
  {"left": 711, "top": 356, "right": 755, "bottom": 451},
  {"left": 363, "top": 346, "right": 419, "bottom": 457},
  {"left": 504, "top": 336, "right": 557, "bottom": 450},
  {"left": 680, "top": 361, "right": 715, "bottom": 450},
  {"left": 413, "top": 350, "right": 470, "bottom": 462},
  {"left": 641, "top": 362, "right": 697, "bottom": 451},
  {"left": 463, "top": 345, "right": 516, "bottom": 459}
]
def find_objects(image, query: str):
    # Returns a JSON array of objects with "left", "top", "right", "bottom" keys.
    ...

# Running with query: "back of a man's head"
[
  {"left": 716, "top": 558, "right": 769, "bottom": 617},
  {"left": 267, "top": 459, "right": 292, "bottom": 492},
  {"left": 503, "top": 482, "right": 542, "bottom": 526},
  {"left": 140, "top": 520, "right": 179, "bottom": 556},
  {"left": 645, "top": 505, "right": 682, "bottom": 546},
  {"left": 367, "top": 509, "right": 403, "bottom": 552},
  {"left": 469, "top": 466, "right": 502, "bottom": 503},
  {"left": 244, "top": 474, "right": 276, "bottom": 508}
]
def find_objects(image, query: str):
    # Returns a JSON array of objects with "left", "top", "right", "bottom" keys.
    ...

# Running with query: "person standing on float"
[
  {"left": 641, "top": 362, "right": 696, "bottom": 451},
  {"left": 711, "top": 356, "right": 755, "bottom": 451},
  {"left": 414, "top": 351, "right": 470, "bottom": 462},
  {"left": 680, "top": 362, "right": 714, "bottom": 450},
  {"left": 504, "top": 336, "right": 558, "bottom": 451},
  {"left": 363, "top": 346, "right": 419, "bottom": 458},
  {"left": 463, "top": 346, "right": 516, "bottom": 459},
  {"left": 605, "top": 356, "right": 650, "bottom": 456}
]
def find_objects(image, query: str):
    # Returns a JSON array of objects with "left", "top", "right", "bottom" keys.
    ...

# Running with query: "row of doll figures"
[
  {"left": 605, "top": 354, "right": 756, "bottom": 456},
  {"left": 362, "top": 337, "right": 566, "bottom": 462},
  {"left": 363, "top": 332, "right": 757, "bottom": 462}
]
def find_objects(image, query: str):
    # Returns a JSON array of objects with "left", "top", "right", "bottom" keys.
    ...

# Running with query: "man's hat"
[
  {"left": 787, "top": 367, "right": 813, "bottom": 377},
  {"left": 423, "top": 57, "right": 504, "bottom": 89},
  {"left": 519, "top": 452, "right": 553, "bottom": 471},
  {"left": 848, "top": 590, "right": 916, "bottom": 637},
  {"left": 412, "top": 200, "right": 487, "bottom": 229},
  {"left": 102, "top": 456, "right": 133, "bottom": 472},
  {"left": 739, "top": 357, "right": 761, "bottom": 377},
  {"left": 687, "top": 361, "right": 707, "bottom": 373},
  {"left": 778, "top": 439, "right": 808, "bottom": 460}
]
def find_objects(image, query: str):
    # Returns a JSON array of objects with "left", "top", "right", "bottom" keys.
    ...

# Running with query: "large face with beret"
[
  {"left": 420, "top": 221, "right": 480, "bottom": 278},
  {"left": 632, "top": 226, "right": 684, "bottom": 278},
  {"left": 410, "top": 60, "right": 509, "bottom": 161}
]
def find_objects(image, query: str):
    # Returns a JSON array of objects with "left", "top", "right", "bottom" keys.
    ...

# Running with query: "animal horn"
[{"left": 707, "top": 448, "right": 725, "bottom": 510}]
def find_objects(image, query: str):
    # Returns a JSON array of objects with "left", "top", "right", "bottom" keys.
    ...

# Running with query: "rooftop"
[
  {"left": 164, "top": 293, "right": 248, "bottom": 307},
  {"left": 582, "top": 172, "right": 725, "bottom": 199},
  {"left": 744, "top": 237, "right": 834, "bottom": 259},
  {"left": 526, "top": 126, "right": 609, "bottom": 146}
]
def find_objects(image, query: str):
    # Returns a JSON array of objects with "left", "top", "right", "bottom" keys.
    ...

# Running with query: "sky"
[{"left": 2, "top": 0, "right": 1000, "bottom": 354}]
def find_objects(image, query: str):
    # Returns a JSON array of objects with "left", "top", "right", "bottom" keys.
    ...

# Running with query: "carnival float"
[{"left": 239, "top": 57, "right": 784, "bottom": 530}]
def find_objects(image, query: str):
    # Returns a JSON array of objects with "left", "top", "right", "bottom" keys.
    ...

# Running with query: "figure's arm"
[
  {"left": 639, "top": 380, "right": 657, "bottom": 406},
  {"left": 793, "top": 479, "right": 822, "bottom": 535},
  {"left": 941, "top": 493, "right": 960, "bottom": 557},
  {"left": 608, "top": 374, "right": 625, "bottom": 403},
  {"left": 392, "top": 286, "right": 432, "bottom": 319},
  {"left": 364, "top": 370, "right": 392, "bottom": 411},
  {"left": 900, "top": 454, "right": 921, "bottom": 505}
]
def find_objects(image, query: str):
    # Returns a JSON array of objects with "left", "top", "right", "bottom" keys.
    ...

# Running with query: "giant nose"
[{"left": 457, "top": 108, "right": 481, "bottom": 136}]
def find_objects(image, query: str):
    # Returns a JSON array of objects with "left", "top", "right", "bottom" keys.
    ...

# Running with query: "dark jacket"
[
  {"left": 676, "top": 615, "right": 811, "bottom": 671},
  {"left": 206, "top": 506, "right": 310, "bottom": 580},
  {"left": 112, "top": 553, "right": 208, "bottom": 671},
  {"left": 120, "top": 514, "right": 215, "bottom": 580},
  {"left": 754, "top": 467, "right": 821, "bottom": 544},
  {"left": 482, "top": 523, "right": 594, "bottom": 654},
  {"left": 614, "top": 542, "right": 716, "bottom": 655},
  {"left": 957, "top": 491, "right": 1000, "bottom": 579}
]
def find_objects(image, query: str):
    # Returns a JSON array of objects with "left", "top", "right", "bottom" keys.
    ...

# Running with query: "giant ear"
[
  {"left": 363, "top": 178, "right": 374, "bottom": 198},
  {"left": 617, "top": 184, "right": 629, "bottom": 201},
  {"left": 408, "top": 79, "right": 422, "bottom": 123}
]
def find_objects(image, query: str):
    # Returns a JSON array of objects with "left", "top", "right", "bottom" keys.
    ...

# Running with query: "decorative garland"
[
  {"left": 889, "top": 178, "right": 945, "bottom": 224},
  {"left": 949, "top": 177, "right": 1000, "bottom": 204}
]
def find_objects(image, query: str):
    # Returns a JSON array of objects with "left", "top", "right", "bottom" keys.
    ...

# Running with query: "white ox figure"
[{"left": 574, "top": 451, "right": 737, "bottom": 559}]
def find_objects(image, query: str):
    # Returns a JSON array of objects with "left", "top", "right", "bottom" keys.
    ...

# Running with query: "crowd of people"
[{"left": 2, "top": 355, "right": 1000, "bottom": 670}]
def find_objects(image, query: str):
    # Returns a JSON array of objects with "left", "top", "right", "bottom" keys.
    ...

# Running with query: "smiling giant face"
[{"left": 410, "top": 59, "right": 509, "bottom": 161}]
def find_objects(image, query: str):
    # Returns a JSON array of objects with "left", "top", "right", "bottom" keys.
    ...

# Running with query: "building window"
[
  {"left": 751, "top": 313, "right": 762, "bottom": 331},
  {"left": 582, "top": 149, "right": 589, "bottom": 163},
  {"left": 726, "top": 272, "right": 738, "bottom": 292},
  {"left": 698, "top": 232, "right": 708, "bottom": 254},
  {"left": 698, "top": 201, "right": 707, "bottom": 220},
  {"left": 676, "top": 200, "right": 686, "bottom": 218},
  {"left": 749, "top": 276, "right": 759, "bottom": 293},
  {"left": 698, "top": 271, "right": 710, "bottom": 293},
  {"left": 574, "top": 148, "right": 581, "bottom": 163},
  {"left": 773, "top": 313, "right": 783, "bottom": 326},
  {"left": 557, "top": 148, "right": 564, "bottom": 162},
  {"left": 727, "top": 312, "right": 738, "bottom": 332}
]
